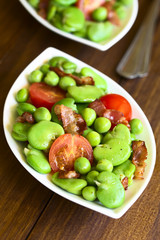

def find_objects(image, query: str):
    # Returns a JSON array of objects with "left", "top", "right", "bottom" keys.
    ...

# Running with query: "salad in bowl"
[
  {"left": 3, "top": 47, "right": 156, "bottom": 218},
  {"left": 20, "top": 0, "right": 138, "bottom": 50}
]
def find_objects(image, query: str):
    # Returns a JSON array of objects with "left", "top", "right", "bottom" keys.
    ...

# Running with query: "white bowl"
[
  {"left": 3, "top": 47, "right": 156, "bottom": 218},
  {"left": 19, "top": 0, "right": 138, "bottom": 51}
]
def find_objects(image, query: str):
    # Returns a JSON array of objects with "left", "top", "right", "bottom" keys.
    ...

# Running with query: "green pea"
[
  {"left": 24, "top": 147, "right": 51, "bottom": 174},
  {"left": 129, "top": 118, "right": 143, "bottom": 135},
  {"left": 28, "top": 70, "right": 43, "bottom": 83},
  {"left": 16, "top": 88, "right": 29, "bottom": 103},
  {"left": 53, "top": 0, "right": 77, "bottom": 6},
  {"left": 49, "top": 56, "right": 67, "bottom": 67},
  {"left": 47, "top": 5, "right": 56, "bottom": 21},
  {"left": 52, "top": 172, "right": 87, "bottom": 195},
  {"left": 28, "top": 0, "right": 40, "bottom": 8},
  {"left": 28, "top": 121, "right": 64, "bottom": 150},
  {"left": 81, "top": 108, "right": 96, "bottom": 127},
  {"left": 102, "top": 124, "right": 131, "bottom": 145},
  {"left": 93, "top": 138, "right": 131, "bottom": 166},
  {"left": 92, "top": 7, "right": 108, "bottom": 21},
  {"left": 62, "top": 61, "right": 77, "bottom": 72},
  {"left": 119, "top": 0, "right": 133, "bottom": 6},
  {"left": 96, "top": 171, "right": 125, "bottom": 208},
  {"left": 80, "top": 67, "right": 107, "bottom": 91},
  {"left": 86, "top": 170, "right": 99, "bottom": 186},
  {"left": 67, "top": 85, "right": 104, "bottom": 103},
  {"left": 130, "top": 133, "right": 137, "bottom": 141},
  {"left": 16, "top": 103, "right": 36, "bottom": 115},
  {"left": 94, "top": 117, "right": 111, "bottom": 134},
  {"left": 74, "top": 157, "right": 91, "bottom": 175},
  {"left": 51, "top": 98, "right": 77, "bottom": 124},
  {"left": 62, "top": 7, "right": 85, "bottom": 32},
  {"left": 40, "top": 64, "right": 50, "bottom": 74},
  {"left": 115, "top": 5, "right": 127, "bottom": 20},
  {"left": 86, "top": 131, "right": 101, "bottom": 147},
  {"left": 87, "top": 21, "right": 113, "bottom": 43},
  {"left": 96, "top": 159, "right": 113, "bottom": 172},
  {"left": 33, "top": 107, "right": 51, "bottom": 122},
  {"left": 82, "top": 127, "right": 93, "bottom": 137},
  {"left": 76, "top": 103, "right": 89, "bottom": 114},
  {"left": 44, "top": 71, "right": 59, "bottom": 86},
  {"left": 59, "top": 76, "right": 76, "bottom": 90},
  {"left": 12, "top": 122, "right": 32, "bottom": 141},
  {"left": 82, "top": 186, "right": 97, "bottom": 201}
]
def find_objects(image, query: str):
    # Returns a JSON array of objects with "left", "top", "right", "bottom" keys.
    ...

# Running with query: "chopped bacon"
[
  {"left": 38, "top": 0, "right": 49, "bottom": 19},
  {"left": 58, "top": 170, "right": 80, "bottom": 179},
  {"left": 132, "top": 141, "right": 148, "bottom": 179},
  {"left": 103, "top": 1, "right": 120, "bottom": 26},
  {"left": 16, "top": 112, "right": 35, "bottom": 124},
  {"left": 50, "top": 67, "right": 94, "bottom": 86},
  {"left": 54, "top": 104, "right": 87, "bottom": 135},
  {"left": 121, "top": 177, "right": 128, "bottom": 190},
  {"left": 88, "top": 99, "right": 106, "bottom": 116},
  {"left": 88, "top": 99, "right": 130, "bottom": 129}
]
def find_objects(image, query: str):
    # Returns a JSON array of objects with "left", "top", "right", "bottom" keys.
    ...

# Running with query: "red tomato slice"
[
  {"left": 100, "top": 93, "right": 132, "bottom": 121},
  {"left": 49, "top": 133, "right": 93, "bottom": 173},
  {"left": 29, "top": 82, "right": 66, "bottom": 111},
  {"left": 76, "top": 0, "right": 106, "bottom": 19}
]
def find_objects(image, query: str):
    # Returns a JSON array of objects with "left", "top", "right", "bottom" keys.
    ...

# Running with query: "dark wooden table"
[{"left": 0, "top": 1, "right": 160, "bottom": 239}]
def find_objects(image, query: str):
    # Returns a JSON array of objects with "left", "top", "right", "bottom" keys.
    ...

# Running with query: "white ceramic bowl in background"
[
  {"left": 19, "top": 0, "right": 138, "bottom": 51},
  {"left": 3, "top": 47, "right": 156, "bottom": 218}
]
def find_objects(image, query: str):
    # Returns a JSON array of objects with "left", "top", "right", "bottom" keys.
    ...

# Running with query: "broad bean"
[
  {"left": 12, "top": 122, "right": 32, "bottom": 141},
  {"left": 28, "top": 120, "right": 64, "bottom": 150},
  {"left": 52, "top": 172, "right": 87, "bottom": 195},
  {"left": 93, "top": 138, "right": 131, "bottom": 166},
  {"left": 96, "top": 171, "right": 125, "bottom": 208},
  {"left": 67, "top": 85, "right": 104, "bottom": 103},
  {"left": 24, "top": 147, "right": 51, "bottom": 174}
]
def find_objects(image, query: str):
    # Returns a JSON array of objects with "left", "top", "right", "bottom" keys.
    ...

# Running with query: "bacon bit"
[
  {"left": 103, "top": 109, "right": 131, "bottom": 129},
  {"left": 103, "top": 1, "right": 120, "bottom": 26},
  {"left": 54, "top": 104, "right": 87, "bottom": 135},
  {"left": 38, "top": 0, "right": 49, "bottom": 19},
  {"left": 88, "top": 99, "right": 130, "bottom": 129},
  {"left": 88, "top": 99, "right": 106, "bottom": 116},
  {"left": 132, "top": 141, "right": 148, "bottom": 180},
  {"left": 16, "top": 112, "right": 35, "bottom": 124},
  {"left": 121, "top": 177, "right": 128, "bottom": 190},
  {"left": 50, "top": 67, "right": 94, "bottom": 86},
  {"left": 58, "top": 170, "right": 80, "bottom": 179}
]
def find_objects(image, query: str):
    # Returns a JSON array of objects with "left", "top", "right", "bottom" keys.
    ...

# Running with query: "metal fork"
[{"left": 116, "top": 0, "right": 160, "bottom": 79}]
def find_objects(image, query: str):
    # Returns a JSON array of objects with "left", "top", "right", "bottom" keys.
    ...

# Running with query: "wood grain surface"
[{"left": 0, "top": 0, "right": 160, "bottom": 239}]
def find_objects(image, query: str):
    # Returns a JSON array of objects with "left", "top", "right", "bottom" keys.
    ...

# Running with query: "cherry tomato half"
[
  {"left": 29, "top": 82, "right": 66, "bottom": 111},
  {"left": 76, "top": 0, "right": 106, "bottom": 19},
  {"left": 49, "top": 133, "right": 93, "bottom": 173},
  {"left": 100, "top": 93, "right": 132, "bottom": 121}
]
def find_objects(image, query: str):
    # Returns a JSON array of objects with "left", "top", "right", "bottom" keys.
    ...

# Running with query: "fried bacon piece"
[
  {"left": 16, "top": 112, "right": 35, "bottom": 124},
  {"left": 58, "top": 170, "right": 80, "bottom": 179},
  {"left": 121, "top": 177, "right": 128, "bottom": 190},
  {"left": 132, "top": 141, "right": 148, "bottom": 179},
  {"left": 103, "top": 1, "right": 120, "bottom": 26},
  {"left": 88, "top": 99, "right": 130, "bottom": 128},
  {"left": 54, "top": 104, "right": 87, "bottom": 135},
  {"left": 50, "top": 67, "right": 94, "bottom": 86},
  {"left": 38, "top": 0, "right": 49, "bottom": 19},
  {"left": 88, "top": 99, "right": 106, "bottom": 116}
]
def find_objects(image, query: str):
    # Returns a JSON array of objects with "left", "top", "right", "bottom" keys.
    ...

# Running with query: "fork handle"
[{"left": 116, "top": 0, "right": 160, "bottom": 79}]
